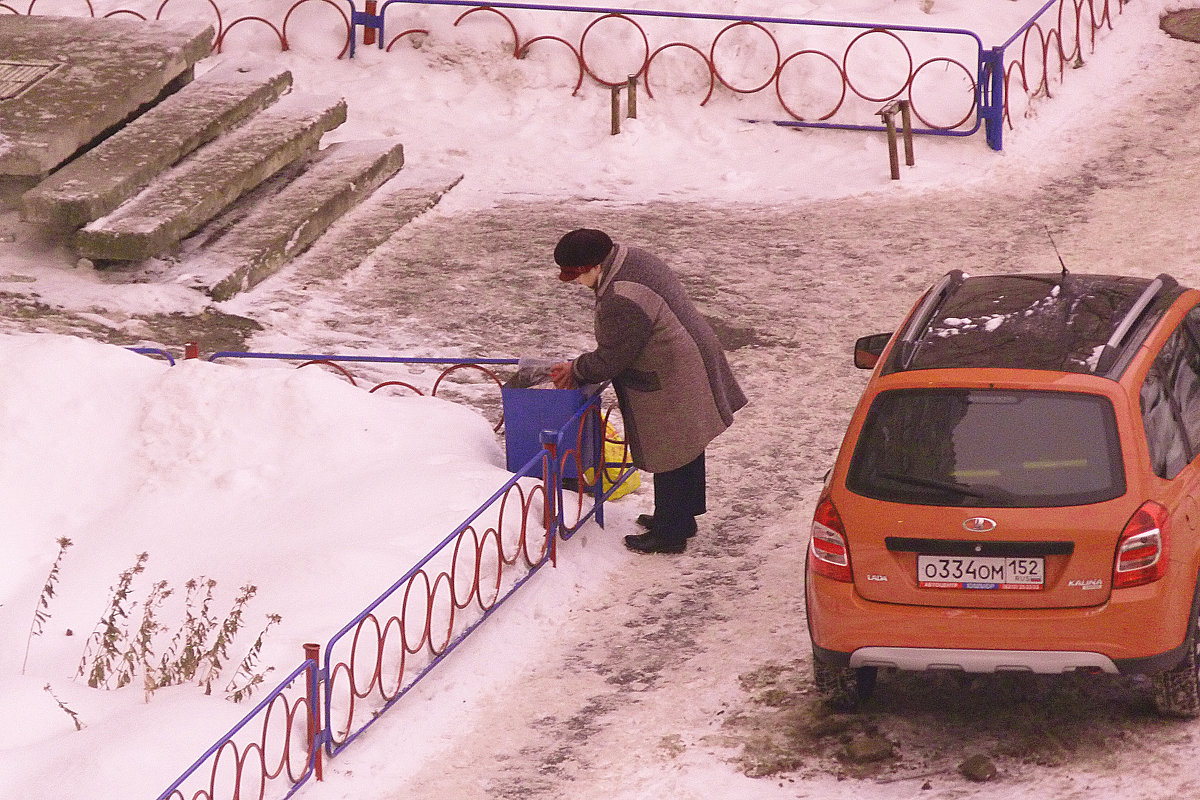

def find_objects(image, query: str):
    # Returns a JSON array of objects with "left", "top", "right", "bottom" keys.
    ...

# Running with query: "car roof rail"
[
  {"left": 1095, "top": 273, "right": 1178, "bottom": 376},
  {"left": 895, "top": 269, "right": 965, "bottom": 370}
]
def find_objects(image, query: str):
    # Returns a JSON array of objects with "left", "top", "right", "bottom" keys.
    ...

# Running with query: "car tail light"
[
  {"left": 809, "top": 493, "right": 853, "bottom": 582},
  {"left": 1113, "top": 501, "right": 1169, "bottom": 589}
]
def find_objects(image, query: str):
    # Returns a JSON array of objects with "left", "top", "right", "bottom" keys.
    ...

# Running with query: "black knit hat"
[{"left": 554, "top": 229, "right": 613, "bottom": 269}]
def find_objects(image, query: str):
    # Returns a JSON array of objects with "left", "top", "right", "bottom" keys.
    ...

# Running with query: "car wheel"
[
  {"left": 1151, "top": 589, "right": 1200, "bottom": 718},
  {"left": 812, "top": 656, "right": 877, "bottom": 712}
]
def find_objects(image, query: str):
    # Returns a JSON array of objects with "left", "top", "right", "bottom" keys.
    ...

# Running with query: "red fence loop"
[
  {"left": 709, "top": 21, "right": 780, "bottom": 95},
  {"left": 215, "top": 15, "right": 286, "bottom": 53},
  {"left": 842, "top": 27, "right": 912, "bottom": 103},
  {"left": 156, "top": 0, "right": 223, "bottom": 42},
  {"left": 517, "top": 34, "right": 585, "bottom": 94},
  {"left": 281, "top": 0, "right": 353, "bottom": 58},
  {"left": 385, "top": 27, "right": 429, "bottom": 50},
  {"left": 430, "top": 362, "right": 504, "bottom": 396},
  {"left": 579, "top": 13, "right": 649, "bottom": 87},
  {"left": 908, "top": 56, "right": 976, "bottom": 130},
  {"left": 644, "top": 41, "right": 714, "bottom": 103},
  {"left": 296, "top": 359, "right": 359, "bottom": 385},
  {"left": 455, "top": 5, "right": 520, "bottom": 57},
  {"left": 26, "top": 0, "right": 93, "bottom": 15},
  {"left": 368, "top": 379, "right": 424, "bottom": 395},
  {"left": 775, "top": 49, "right": 845, "bottom": 121}
]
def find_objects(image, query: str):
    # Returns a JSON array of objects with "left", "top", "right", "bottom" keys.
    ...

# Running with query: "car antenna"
[{"left": 1045, "top": 226, "right": 1069, "bottom": 280}]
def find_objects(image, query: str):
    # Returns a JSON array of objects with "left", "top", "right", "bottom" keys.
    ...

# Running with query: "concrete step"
[
  {"left": 99, "top": 161, "right": 463, "bottom": 297},
  {"left": 0, "top": 16, "right": 214, "bottom": 184},
  {"left": 192, "top": 138, "right": 408, "bottom": 300},
  {"left": 21, "top": 60, "right": 293, "bottom": 230},
  {"left": 278, "top": 165, "right": 464, "bottom": 283},
  {"left": 74, "top": 92, "right": 347, "bottom": 261}
]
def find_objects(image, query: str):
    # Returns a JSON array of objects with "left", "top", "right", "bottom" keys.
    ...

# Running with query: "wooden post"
[
  {"left": 626, "top": 75, "right": 637, "bottom": 119},
  {"left": 898, "top": 99, "right": 915, "bottom": 166},
  {"left": 882, "top": 108, "right": 900, "bottom": 180},
  {"left": 611, "top": 85, "right": 621, "bottom": 135},
  {"left": 877, "top": 100, "right": 916, "bottom": 180}
]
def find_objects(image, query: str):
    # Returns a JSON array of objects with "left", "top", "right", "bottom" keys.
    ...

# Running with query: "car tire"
[
  {"left": 812, "top": 657, "right": 877, "bottom": 712},
  {"left": 1151, "top": 583, "right": 1200, "bottom": 718}
]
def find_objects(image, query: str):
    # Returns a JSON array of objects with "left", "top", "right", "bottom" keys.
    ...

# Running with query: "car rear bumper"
[
  {"left": 848, "top": 646, "right": 1121, "bottom": 673},
  {"left": 807, "top": 572, "right": 1192, "bottom": 676}
]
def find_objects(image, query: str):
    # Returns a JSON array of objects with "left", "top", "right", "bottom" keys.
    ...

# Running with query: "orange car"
[{"left": 807, "top": 270, "right": 1200, "bottom": 716}]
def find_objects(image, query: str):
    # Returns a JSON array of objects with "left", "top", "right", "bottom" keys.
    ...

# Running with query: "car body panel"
[
  {"left": 806, "top": 567, "right": 1193, "bottom": 669},
  {"left": 808, "top": 273, "right": 1200, "bottom": 677}
]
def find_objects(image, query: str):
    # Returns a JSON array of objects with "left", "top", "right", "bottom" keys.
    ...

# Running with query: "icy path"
[{"left": 237, "top": 31, "right": 1200, "bottom": 800}]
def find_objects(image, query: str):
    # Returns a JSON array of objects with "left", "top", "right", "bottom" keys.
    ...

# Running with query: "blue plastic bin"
[{"left": 501, "top": 386, "right": 597, "bottom": 477}]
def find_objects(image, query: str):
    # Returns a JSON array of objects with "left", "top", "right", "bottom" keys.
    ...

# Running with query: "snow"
[
  {"left": 0, "top": 336, "right": 536, "bottom": 796},
  {"left": 1, "top": 0, "right": 1197, "bottom": 797}
]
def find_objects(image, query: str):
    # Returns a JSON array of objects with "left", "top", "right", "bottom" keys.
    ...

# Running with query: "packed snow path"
[{"left": 230, "top": 29, "right": 1200, "bottom": 800}]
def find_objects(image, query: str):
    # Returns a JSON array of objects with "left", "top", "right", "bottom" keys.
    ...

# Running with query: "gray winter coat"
[{"left": 570, "top": 243, "right": 747, "bottom": 473}]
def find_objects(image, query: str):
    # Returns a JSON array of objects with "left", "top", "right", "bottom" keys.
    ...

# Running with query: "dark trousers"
[{"left": 653, "top": 452, "right": 706, "bottom": 544}]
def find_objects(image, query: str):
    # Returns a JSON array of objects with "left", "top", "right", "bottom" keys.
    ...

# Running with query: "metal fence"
[
  {"left": 8, "top": 0, "right": 1129, "bottom": 149},
  {"left": 141, "top": 347, "right": 632, "bottom": 800},
  {"left": 155, "top": 657, "right": 323, "bottom": 800}
]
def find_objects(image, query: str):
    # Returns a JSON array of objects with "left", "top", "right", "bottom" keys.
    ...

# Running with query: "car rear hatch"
[{"left": 839, "top": 385, "right": 1130, "bottom": 609}]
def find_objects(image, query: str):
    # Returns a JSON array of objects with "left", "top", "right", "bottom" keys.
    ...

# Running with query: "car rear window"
[{"left": 846, "top": 389, "right": 1125, "bottom": 508}]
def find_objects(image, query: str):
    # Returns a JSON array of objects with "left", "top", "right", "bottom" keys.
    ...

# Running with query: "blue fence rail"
[{"left": 146, "top": 347, "right": 634, "bottom": 800}]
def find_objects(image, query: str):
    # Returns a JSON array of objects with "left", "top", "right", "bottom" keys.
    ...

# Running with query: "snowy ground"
[{"left": 3, "top": 0, "right": 1200, "bottom": 797}]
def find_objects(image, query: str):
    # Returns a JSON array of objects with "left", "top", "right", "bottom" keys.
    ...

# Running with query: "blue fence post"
[
  {"left": 345, "top": 0, "right": 385, "bottom": 58},
  {"left": 980, "top": 45, "right": 1005, "bottom": 151},
  {"left": 541, "top": 429, "right": 559, "bottom": 566}
]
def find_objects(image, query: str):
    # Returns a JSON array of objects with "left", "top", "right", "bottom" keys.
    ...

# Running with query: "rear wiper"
[{"left": 878, "top": 471, "right": 1014, "bottom": 503}]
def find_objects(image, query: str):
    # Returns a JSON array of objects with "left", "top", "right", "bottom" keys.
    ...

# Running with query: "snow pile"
[{"left": 0, "top": 333, "right": 527, "bottom": 798}]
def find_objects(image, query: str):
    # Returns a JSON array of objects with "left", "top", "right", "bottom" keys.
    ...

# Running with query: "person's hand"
[{"left": 550, "top": 361, "right": 576, "bottom": 389}]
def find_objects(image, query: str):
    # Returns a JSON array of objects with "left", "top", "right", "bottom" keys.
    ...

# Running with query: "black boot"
[
  {"left": 624, "top": 530, "right": 686, "bottom": 554},
  {"left": 636, "top": 513, "right": 697, "bottom": 538}
]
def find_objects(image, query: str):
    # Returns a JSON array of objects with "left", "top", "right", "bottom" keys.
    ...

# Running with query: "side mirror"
[{"left": 854, "top": 333, "right": 892, "bottom": 370}]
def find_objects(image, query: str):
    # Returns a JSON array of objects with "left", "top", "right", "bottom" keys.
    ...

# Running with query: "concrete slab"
[
  {"left": 200, "top": 138, "right": 407, "bottom": 300},
  {"left": 74, "top": 92, "right": 348, "bottom": 261},
  {"left": 85, "top": 161, "right": 463, "bottom": 296},
  {"left": 0, "top": 16, "right": 214, "bottom": 180},
  {"left": 275, "top": 164, "right": 464, "bottom": 281},
  {"left": 20, "top": 59, "right": 293, "bottom": 230}
]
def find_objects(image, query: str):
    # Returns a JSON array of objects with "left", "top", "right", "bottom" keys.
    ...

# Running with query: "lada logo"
[{"left": 962, "top": 517, "right": 997, "bottom": 533}]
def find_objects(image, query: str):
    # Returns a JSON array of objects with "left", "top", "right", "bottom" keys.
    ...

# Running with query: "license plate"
[{"left": 917, "top": 555, "right": 1044, "bottom": 590}]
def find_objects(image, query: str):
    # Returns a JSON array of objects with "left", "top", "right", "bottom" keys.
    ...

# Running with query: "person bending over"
[{"left": 549, "top": 228, "right": 747, "bottom": 555}]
